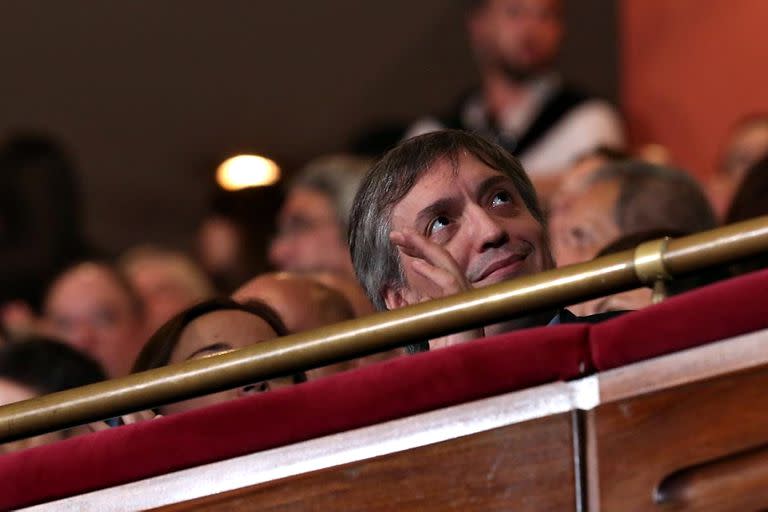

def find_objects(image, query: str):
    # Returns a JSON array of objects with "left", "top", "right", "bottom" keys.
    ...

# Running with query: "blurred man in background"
[
  {"left": 406, "top": 0, "right": 624, "bottom": 197},
  {"left": 550, "top": 160, "right": 717, "bottom": 268},
  {"left": 269, "top": 154, "right": 371, "bottom": 277},
  {"left": 269, "top": 154, "right": 375, "bottom": 315}
]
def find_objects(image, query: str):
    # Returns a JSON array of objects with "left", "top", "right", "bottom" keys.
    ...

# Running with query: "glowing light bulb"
[{"left": 216, "top": 154, "right": 280, "bottom": 190}]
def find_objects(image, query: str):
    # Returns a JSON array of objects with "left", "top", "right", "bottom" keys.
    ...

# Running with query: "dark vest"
[{"left": 440, "top": 86, "right": 589, "bottom": 157}]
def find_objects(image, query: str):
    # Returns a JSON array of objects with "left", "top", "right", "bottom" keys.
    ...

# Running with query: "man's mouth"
[{"left": 471, "top": 252, "right": 530, "bottom": 285}]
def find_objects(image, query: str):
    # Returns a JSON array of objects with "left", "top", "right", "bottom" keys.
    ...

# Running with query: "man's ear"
[{"left": 383, "top": 285, "right": 411, "bottom": 310}]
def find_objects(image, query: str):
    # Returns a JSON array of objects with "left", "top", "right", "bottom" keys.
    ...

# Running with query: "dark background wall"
[{"left": 0, "top": 1, "right": 617, "bottom": 257}]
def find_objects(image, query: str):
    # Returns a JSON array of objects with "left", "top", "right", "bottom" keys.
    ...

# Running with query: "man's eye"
[
  {"left": 427, "top": 215, "right": 451, "bottom": 236},
  {"left": 490, "top": 190, "right": 512, "bottom": 208}
]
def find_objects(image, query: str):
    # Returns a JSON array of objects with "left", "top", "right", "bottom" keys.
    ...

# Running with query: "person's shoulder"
[
  {"left": 553, "top": 82, "right": 621, "bottom": 117},
  {"left": 546, "top": 88, "right": 626, "bottom": 149}
]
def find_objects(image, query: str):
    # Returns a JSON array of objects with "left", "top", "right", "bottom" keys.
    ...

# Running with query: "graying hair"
[
  {"left": 348, "top": 130, "right": 544, "bottom": 311},
  {"left": 290, "top": 154, "right": 373, "bottom": 234},
  {"left": 589, "top": 160, "right": 716, "bottom": 236}
]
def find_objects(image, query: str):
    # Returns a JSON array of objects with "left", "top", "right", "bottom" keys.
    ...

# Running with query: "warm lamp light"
[{"left": 216, "top": 154, "right": 280, "bottom": 190}]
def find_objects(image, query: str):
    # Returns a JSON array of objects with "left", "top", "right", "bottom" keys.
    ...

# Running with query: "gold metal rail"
[{"left": 1, "top": 217, "right": 767, "bottom": 442}]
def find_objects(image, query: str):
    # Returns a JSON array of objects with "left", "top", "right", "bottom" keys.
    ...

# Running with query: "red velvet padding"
[
  {"left": 0, "top": 323, "right": 590, "bottom": 510},
  {"left": 590, "top": 268, "right": 768, "bottom": 370}
]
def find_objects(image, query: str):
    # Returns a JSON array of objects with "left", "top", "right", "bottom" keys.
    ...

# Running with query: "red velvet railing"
[{"left": 1, "top": 268, "right": 768, "bottom": 510}]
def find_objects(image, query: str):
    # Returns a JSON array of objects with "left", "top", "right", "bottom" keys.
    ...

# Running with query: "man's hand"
[{"left": 389, "top": 228, "right": 484, "bottom": 349}]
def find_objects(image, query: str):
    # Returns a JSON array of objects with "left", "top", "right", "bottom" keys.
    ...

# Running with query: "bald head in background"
[
  {"left": 234, "top": 273, "right": 357, "bottom": 380},
  {"left": 309, "top": 271, "right": 375, "bottom": 318},
  {"left": 233, "top": 272, "right": 355, "bottom": 334},
  {"left": 233, "top": 273, "right": 402, "bottom": 378}
]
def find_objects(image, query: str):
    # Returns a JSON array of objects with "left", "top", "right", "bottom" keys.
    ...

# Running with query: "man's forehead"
[{"left": 395, "top": 155, "right": 511, "bottom": 211}]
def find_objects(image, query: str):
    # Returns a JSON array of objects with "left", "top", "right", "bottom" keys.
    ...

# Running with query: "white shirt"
[{"left": 406, "top": 75, "right": 625, "bottom": 177}]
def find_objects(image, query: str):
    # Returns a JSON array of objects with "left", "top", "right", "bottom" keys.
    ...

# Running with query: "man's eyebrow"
[
  {"left": 476, "top": 174, "right": 516, "bottom": 201},
  {"left": 415, "top": 197, "right": 459, "bottom": 228},
  {"left": 185, "top": 342, "right": 233, "bottom": 360}
]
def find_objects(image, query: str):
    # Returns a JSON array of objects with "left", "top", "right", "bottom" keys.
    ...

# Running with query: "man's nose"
[{"left": 467, "top": 205, "right": 508, "bottom": 251}]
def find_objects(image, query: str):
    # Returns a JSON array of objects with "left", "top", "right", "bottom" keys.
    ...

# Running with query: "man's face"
[
  {"left": 385, "top": 152, "right": 552, "bottom": 307},
  {"left": 44, "top": 264, "right": 145, "bottom": 377},
  {"left": 549, "top": 180, "right": 621, "bottom": 267},
  {"left": 470, "top": 0, "right": 563, "bottom": 81},
  {"left": 269, "top": 187, "right": 354, "bottom": 276}
]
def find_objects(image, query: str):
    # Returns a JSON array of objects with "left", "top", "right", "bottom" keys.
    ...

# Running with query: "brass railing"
[{"left": 0, "top": 216, "right": 767, "bottom": 442}]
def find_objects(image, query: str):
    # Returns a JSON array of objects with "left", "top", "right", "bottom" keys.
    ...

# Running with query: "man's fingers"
[
  {"left": 391, "top": 229, "right": 463, "bottom": 276},
  {"left": 411, "top": 259, "right": 467, "bottom": 294},
  {"left": 389, "top": 231, "right": 422, "bottom": 259}
]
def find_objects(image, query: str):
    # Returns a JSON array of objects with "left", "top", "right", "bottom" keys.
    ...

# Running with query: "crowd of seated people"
[{"left": 0, "top": 0, "right": 767, "bottom": 459}]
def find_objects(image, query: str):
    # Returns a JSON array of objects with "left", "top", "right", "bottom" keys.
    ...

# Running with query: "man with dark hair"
[
  {"left": 406, "top": 0, "right": 624, "bottom": 196},
  {"left": 349, "top": 130, "right": 555, "bottom": 350},
  {"left": 550, "top": 160, "right": 717, "bottom": 267}
]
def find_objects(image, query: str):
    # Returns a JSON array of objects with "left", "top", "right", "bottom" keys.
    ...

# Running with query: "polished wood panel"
[
  {"left": 587, "top": 363, "right": 768, "bottom": 511},
  {"left": 656, "top": 444, "right": 768, "bottom": 508},
  {"left": 597, "top": 328, "right": 768, "bottom": 404},
  {"left": 154, "top": 413, "right": 576, "bottom": 512}
]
